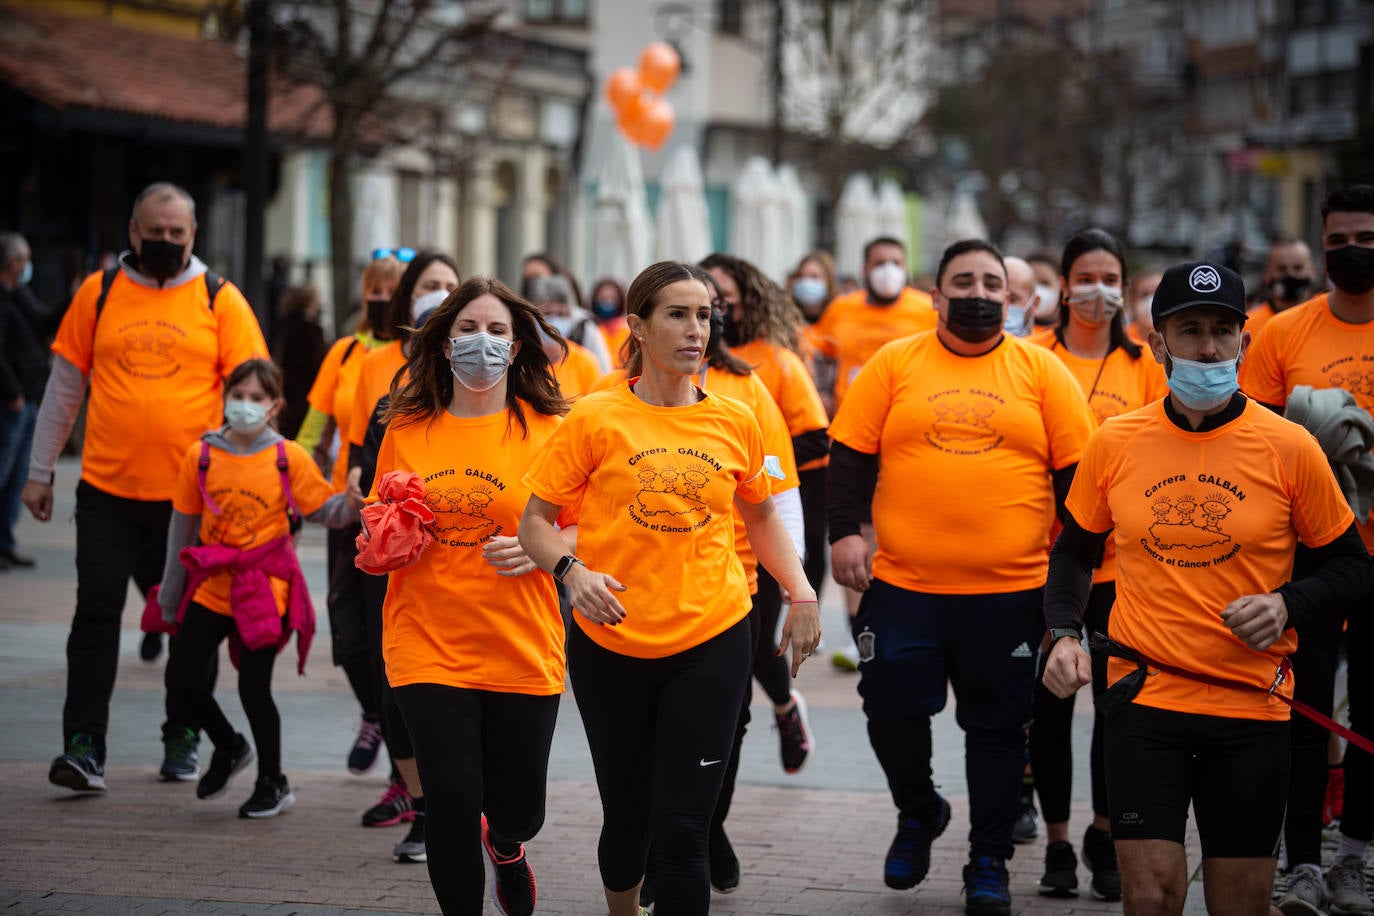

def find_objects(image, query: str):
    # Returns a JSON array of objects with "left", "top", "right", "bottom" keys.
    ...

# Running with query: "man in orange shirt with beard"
[
  {"left": 22, "top": 182, "right": 267, "bottom": 792},
  {"left": 1245, "top": 238, "right": 1318, "bottom": 335}
]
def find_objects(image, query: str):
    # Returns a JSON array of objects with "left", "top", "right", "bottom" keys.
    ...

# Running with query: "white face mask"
[
  {"left": 867, "top": 262, "right": 907, "bottom": 300},
  {"left": 449, "top": 332, "right": 513, "bottom": 392},
  {"left": 411, "top": 289, "right": 450, "bottom": 324},
  {"left": 1033, "top": 283, "right": 1060, "bottom": 321},
  {"left": 546, "top": 314, "right": 575, "bottom": 336},
  {"left": 1067, "top": 282, "right": 1124, "bottom": 325},
  {"left": 224, "top": 398, "right": 270, "bottom": 435},
  {"left": 1003, "top": 303, "right": 1033, "bottom": 337}
]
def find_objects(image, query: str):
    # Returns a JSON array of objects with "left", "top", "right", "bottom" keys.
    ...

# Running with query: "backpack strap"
[
  {"left": 203, "top": 270, "right": 224, "bottom": 311},
  {"left": 93, "top": 266, "right": 120, "bottom": 325},
  {"left": 341, "top": 337, "right": 361, "bottom": 365},
  {"left": 276, "top": 440, "right": 302, "bottom": 530},
  {"left": 197, "top": 441, "right": 221, "bottom": 515}
]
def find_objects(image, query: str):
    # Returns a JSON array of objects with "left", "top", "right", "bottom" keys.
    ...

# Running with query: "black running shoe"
[
  {"left": 884, "top": 793, "right": 952, "bottom": 889},
  {"left": 197, "top": 733, "right": 254, "bottom": 799},
  {"left": 1038, "top": 840, "right": 1079, "bottom": 897},
  {"left": 483, "top": 814, "right": 535, "bottom": 916},
  {"left": 140, "top": 631, "right": 163, "bottom": 662},
  {"left": 709, "top": 826, "right": 740, "bottom": 893},
  {"left": 238, "top": 774, "right": 294, "bottom": 818},
  {"left": 160, "top": 726, "right": 200, "bottom": 781},
  {"left": 48, "top": 733, "right": 105, "bottom": 792},
  {"left": 1082, "top": 825, "right": 1122, "bottom": 901}
]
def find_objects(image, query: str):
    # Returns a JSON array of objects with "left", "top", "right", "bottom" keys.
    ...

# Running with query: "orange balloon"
[
  {"left": 606, "top": 67, "right": 642, "bottom": 113},
  {"left": 638, "top": 41, "right": 680, "bottom": 95},
  {"left": 636, "top": 98, "right": 675, "bottom": 150}
]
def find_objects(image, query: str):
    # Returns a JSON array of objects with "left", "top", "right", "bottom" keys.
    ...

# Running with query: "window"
[
  {"left": 718, "top": 0, "right": 743, "bottom": 35},
  {"left": 522, "top": 0, "right": 587, "bottom": 25}
]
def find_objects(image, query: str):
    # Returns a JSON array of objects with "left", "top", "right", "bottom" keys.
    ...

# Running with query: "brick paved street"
[{"left": 1, "top": 460, "right": 1191, "bottom": 914}]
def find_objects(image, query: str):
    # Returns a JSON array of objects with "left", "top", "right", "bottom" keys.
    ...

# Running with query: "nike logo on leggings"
[{"left": 699, "top": 758, "right": 721, "bottom": 767}]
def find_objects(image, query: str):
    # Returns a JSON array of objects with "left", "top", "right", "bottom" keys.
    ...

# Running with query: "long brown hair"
[
  {"left": 383, "top": 277, "right": 568, "bottom": 437},
  {"left": 699, "top": 252, "right": 804, "bottom": 352},
  {"left": 622, "top": 261, "right": 751, "bottom": 378}
]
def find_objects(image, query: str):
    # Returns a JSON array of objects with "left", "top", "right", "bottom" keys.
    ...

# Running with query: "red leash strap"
[{"left": 1106, "top": 639, "right": 1374, "bottom": 756}]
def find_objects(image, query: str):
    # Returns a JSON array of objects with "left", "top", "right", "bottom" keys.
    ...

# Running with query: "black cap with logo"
[{"left": 1150, "top": 260, "right": 1248, "bottom": 327}]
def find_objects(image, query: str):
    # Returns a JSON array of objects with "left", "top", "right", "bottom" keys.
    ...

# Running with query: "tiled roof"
[{"left": 0, "top": 4, "right": 332, "bottom": 140}]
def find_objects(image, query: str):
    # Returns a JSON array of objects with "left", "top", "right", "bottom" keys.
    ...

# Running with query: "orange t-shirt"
[
  {"left": 1038, "top": 339, "right": 1171, "bottom": 583},
  {"left": 588, "top": 367, "right": 799, "bottom": 592},
  {"left": 53, "top": 269, "right": 267, "bottom": 500},
  {"left": 599, "top": 319, "right": 632, "bottom": 369},
  {"left": 1245, "top": 301, "right": 1280, "bottom": 335},
  {"left": 697, "top": 368, "right": 800, "bottom": 592},
  {"left": 808, "top": 287, "right": 937, "bottom": 406},
  {"left": 306, "top": 335, "right": 372, "bottom": 489},
  {"left": 829, "top": 332, "right": 1095, "bottom": 594},
  {"left": 172, "top": 438, "right": 337, "bottom": 616},
  {"left": 554, "top": 340, "right": 603, "bottom": 401},
  {"left": 1067, "top": 399, "right": 1355, "bottom": 720},
  {"left": 345, "top": 341, "right": 407, "bottom": 447},
  {"left": 372, "top": 406, "right": 567, "bottom": 694},
  {"left": 523, "top": 381, "right": 772, "bottom": 659},
  {"left": 1240, "top": 293, "right": 1374, "bottom": 552},
  {"left": 730, "top": 339, "right": 830, "bottom": 470}
]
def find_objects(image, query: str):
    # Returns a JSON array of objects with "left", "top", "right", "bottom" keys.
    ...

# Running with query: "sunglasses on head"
[{"left": 371, "top": 247, "right": 416, "bottom": 263}]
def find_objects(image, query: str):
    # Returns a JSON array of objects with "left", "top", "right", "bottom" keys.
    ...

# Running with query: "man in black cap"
[{"left": 1042, "top": 260, "right": 1373, "bottom": 916}]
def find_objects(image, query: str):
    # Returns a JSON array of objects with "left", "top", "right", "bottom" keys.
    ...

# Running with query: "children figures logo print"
[
  {"left": 627, "top": 461, "right": 714, "bottom": 533},
  {"left": 424, "top": 484, "right": 500, "bottom": 547},
  {"left": 119, "top": 328, "right": 180, "bottom": 379},
  {"left": 925, "top": 390, "right": 1003, "bottom": 454},
  {"left": 1140, "top": 474, "right": 1245, "bottom": 569}
]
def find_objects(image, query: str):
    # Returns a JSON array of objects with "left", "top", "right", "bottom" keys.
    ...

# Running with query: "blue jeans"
[{"left": 0, "top": 401, "right": 37, "bottom": 553}]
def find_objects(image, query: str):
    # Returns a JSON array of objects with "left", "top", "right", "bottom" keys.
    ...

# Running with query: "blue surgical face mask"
[
  {"left": 791, "top": 277, "right": 827, "bottom": 308},
  {"left": 449, "top": 332, "right": 513, "bottom": 392},
  {"left": 1003, "top": 303, "right": 1032, "bottom": 336},
  {"left": 1163, "top": 343, "right": 1241, "bottom": 411},
  {"left": 224, "top": 398, "right": 270, "bottom": 435},
  {"left": 19, "top": 260, "right": 33, "bottom": 287}
]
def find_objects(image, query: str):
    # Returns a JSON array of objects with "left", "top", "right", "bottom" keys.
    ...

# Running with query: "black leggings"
[
  {"left": 1029, "top": 581, "right": 1114, "bottom": 824},
  {"left": 569, "top": 617, "right": 751, "bottom": 916},
  {"left": 394, "top": 684, "right": 559, "bottom": 916},
  {"left": 362, "top": 571, "right": 413, "bottom": 761},
  {"left": 713, "top": 571, "right": 789, "bottom": 837},
  {"left": 165, "top": 601, "right": 282, "bottom": 780},
  {"left": 798, "top": 467, "right": 828, "bottom": 598}
]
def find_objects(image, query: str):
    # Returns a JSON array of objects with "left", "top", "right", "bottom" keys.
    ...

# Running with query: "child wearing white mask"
[{"left": 153, "top": 359, "right": 363, "bottom": 818}]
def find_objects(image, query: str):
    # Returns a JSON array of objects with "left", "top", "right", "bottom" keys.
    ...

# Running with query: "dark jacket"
[{"left": 0, "top": 284, "right": 53, "bottom": 404}]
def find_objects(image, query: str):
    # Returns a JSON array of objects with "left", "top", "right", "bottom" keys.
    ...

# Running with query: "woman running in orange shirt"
[
  {"left": 1029, "top": 229, "right": 1167, "bottom": 900},
  {"left": 371, "top": 278, "right": 571, "bottom": 916},
  {"left": 519, "top": 261, "right": 820, "bottom": 916}
]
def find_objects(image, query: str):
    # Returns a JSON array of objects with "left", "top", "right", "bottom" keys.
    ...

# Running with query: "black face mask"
[
  {"left": 944, "top": 297, "right": 1005, "bottom": 343},
  {"left": 1326, "top": 244, "right": 1374, "bottom": 296},
  {"left": 137, "top": 238, "right": 186, "bottom": 281},
  {"left": 1272, "top": 275, "right": 1312, "bottom": 303},
  {"left": 365, "top": 297, "right": 390, "bottom": 335},
  {"left": 707, "top": 308, "right": 726, "bottom": 353},
  {"left": 720, "top": 308, "right": 743, "bottom": 347}
]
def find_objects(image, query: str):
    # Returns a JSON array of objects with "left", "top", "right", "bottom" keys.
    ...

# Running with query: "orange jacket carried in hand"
[{"left": 355, "top": 470, "right": 435, "bottom": 574}]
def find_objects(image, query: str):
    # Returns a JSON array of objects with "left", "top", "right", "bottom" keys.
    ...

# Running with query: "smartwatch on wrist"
[
  {"left": 1048, "top": 626, "right": 1083, "bottom": 644},
  {"left": 553, "top": 555, "right": 583, "bottom": 582}
]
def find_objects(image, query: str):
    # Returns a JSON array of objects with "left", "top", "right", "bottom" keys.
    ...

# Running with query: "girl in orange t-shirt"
[
  {"left": 372, "top": 278, "right": 572, "bottom": 916},
  {"left": 296, "top": 252, "right": 401, "bottom": 778},
  {"left": 1028, "top": 229, "right": 1168, "bottom": 898},
  {"left": 520, "top": 261, "right": 820, "bottom": 916},
  {"left": 159, "top": 359, "right": 362, "bottom": 818}
]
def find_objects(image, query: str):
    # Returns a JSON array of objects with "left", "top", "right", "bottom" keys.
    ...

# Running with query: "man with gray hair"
[
  {"left": 0, "top": 231, "right": 52, "bottom": 570},
  {"left": 527, "top": 273, "right": 613, "bottom": 372},
  {"left": 21, "top": 182, "right": 267, "bottom": 792}
]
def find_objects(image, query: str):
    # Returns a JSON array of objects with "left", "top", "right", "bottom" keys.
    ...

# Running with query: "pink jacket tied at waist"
[{"left": 143, "top": 536, "right": 315, "bottom": 675}]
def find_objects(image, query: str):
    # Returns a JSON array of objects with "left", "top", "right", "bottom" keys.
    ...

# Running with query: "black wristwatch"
[
  {"left": 553, "top": 555, "right": 583, "bottom": 582},
  {"left": 1048, "top": 626, "right": 1083, "bottom": 644}
]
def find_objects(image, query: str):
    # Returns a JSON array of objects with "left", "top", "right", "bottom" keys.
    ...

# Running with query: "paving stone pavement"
[{"left": 0, "top": 460, "right": 1219, "bottom": 914}]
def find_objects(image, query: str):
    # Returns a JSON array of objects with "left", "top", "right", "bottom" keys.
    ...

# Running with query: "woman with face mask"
[
  {"left": 369, "top": 278, "right": 572, "bottom": 916},
  {"left": 293, "top": 253, "right": 403, "bottom": 780},
  {"left": 787, "top": 250, "right": 837, "bottom": 324},
  {"left": 1027, "top": 228, "right": 1168, "bottom": 901},
  {"left": 156, "top": 359, "right": 364, "bottom": 818},
  {"left": 588, "top": 278, "right": 631, "bottom": 368}
]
